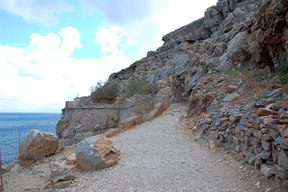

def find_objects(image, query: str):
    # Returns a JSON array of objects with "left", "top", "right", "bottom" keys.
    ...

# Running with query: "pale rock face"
[
  {"left": 75, "top": 135, "right": 120, "bottom": 171},
  {"left": 18, "top": 129, "right": 58, "bottom": 162}
]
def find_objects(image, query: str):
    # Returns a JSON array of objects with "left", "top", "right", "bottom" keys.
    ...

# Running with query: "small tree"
[
  {"left": 91, "top": 80, "right": 120, "bottom": 102},
  {"left": 89, "top": 81, "right": 104, "bottom": 94}
]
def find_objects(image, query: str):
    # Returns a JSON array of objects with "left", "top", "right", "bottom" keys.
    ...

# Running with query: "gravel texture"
[{"left": 61, "top": 104, "right": 270, "bottom": 192}]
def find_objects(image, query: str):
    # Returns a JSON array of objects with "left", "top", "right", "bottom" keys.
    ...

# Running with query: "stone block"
[
  {"left": 281, "top": 138, "right": 288, "bottom": 149},
  {"left": 278, "top": 149, "right": 288, "bottom": 169},
  {"left": 272, "top": 165, "right": 288, "bottom": 179},
  {"left": 260, "top": 164, "right": 273, "bottom": 179},
  {"left": 269, "top": 128, "right": 280, "bottom": 140},
  {"left": 259, "top": 151, "right": 271, "bottom": 160},
  {"left": 262, "top": 140, "right": 272, "bottom": 151}
]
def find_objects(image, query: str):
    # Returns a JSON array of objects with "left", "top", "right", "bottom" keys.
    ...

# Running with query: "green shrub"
[
  {"left": 126, "top": 76, "right": 152, "bottom": 97},
  {"left": 278, "top": 61, "right": 288, "bottom": 84},
  {"left": 236, "top": 62, "right": 249, "bottom": 71},
  {"left": 205, "top": 63, "right": 217, "bottom": 73},
  {"left": 91, "top": 80, "right": 120, "bottom": 102},
  {"left": 252, "top": 70, "right": 266, "bottom": 82}
]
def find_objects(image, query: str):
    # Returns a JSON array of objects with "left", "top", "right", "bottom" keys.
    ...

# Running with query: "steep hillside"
[{"left": 57, "top": 0, "right": 288, "bottom": 188}]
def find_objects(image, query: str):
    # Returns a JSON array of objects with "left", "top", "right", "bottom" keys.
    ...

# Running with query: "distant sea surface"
[{"left": 0, "top": 113, "right": 61, "bottom": 164}]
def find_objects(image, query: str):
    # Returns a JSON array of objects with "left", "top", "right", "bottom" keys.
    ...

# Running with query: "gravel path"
[{"left": 65, "top": 104, "right": 264, "bottom": 192}]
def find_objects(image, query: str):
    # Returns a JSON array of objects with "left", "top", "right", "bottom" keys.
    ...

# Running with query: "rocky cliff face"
[
  {"left": 57, "top": 0, "right": 288, "bottom": 187},
  {"left": 109, "top": 0, "right": 265, "bottom": 102}
]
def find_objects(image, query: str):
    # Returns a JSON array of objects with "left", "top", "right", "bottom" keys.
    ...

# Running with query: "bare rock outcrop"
[
  {"left": 249, "top": 0, "right": 288, "bottom": 69},
  {"left": 75, "top": 135, "right": 120, "bottom": 171},
  {"left": 18, "top": 129, "right": 58, "bottom": 162}
]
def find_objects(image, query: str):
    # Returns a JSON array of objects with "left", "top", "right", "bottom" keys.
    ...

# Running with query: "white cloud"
[
  {"left": 0, "top": 0, "right": 74, "bottom": 25},
  {"left": 90, "top": 0, "right": 219, "bottom": 61},
  {"left": 0, "top": 27, "right": 131, "bottom": 112},
  {"left": 95, "top": 26, "right": 133, "bottom": 54}
]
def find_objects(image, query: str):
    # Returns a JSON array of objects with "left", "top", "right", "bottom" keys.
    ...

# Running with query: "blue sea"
[{"left": 0, "top": 113, "right": 61, "bottom": 164}]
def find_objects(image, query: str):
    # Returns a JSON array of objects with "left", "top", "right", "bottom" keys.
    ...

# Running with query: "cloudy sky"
[{"left": 0, "top": 0, "right": 217, "bottom": 112}]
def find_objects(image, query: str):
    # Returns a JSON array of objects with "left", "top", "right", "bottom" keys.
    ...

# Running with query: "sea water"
[{"left": 0, "top": 113, "right": 61, "bottom": 164}]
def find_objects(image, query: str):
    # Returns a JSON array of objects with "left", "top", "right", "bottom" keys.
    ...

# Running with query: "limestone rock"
[
  {"left": 260, "top": 164, "right": 273, "bottom": 179},
  {"left": 18, "top": 129, "right": 59, "bottom": 162},
  {"left": 76, "top": 135, "right": 120, "bottom": 171}
]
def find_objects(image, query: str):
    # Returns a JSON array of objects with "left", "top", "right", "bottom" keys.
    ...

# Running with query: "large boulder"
[
  {"left": 18, "top": 129, "right": 59, "bottom": 161},
  {"left": 75, "top": 135, "right": 120, "bottom": 171}
]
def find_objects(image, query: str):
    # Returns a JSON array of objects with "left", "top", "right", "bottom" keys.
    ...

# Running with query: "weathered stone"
[
  {"left": 281, "top": 112, "right": 288, "bottom": 119},
  {"left": 274, "top": 136, "right": 283, "bottom": 145},
  {"left": 260, "top": 164, "right": 273, "bottom": 179},
  {"left": 50, "top": 171, "right": 76, "bottom": 183},
  {"left": 259, "top": 151, "right": 271, "bottom": 160},
  {"left": 269, "top": 128, "right": 280, "bottom": 140},
  {"left": 18, "top": 129, "right": 59, "bottom": 162},
  {"left": 226, "top": 85, "right": 238, "bottom": 93},
  {"left": 262, "top": 134, "right": 273, "bottom": 142},
  {"left": 123, "top": 115, "right": 143, "bottom": 129},
  {"left": 247, "top": 153, "right": 256, "bottom": 165},
  {"left": 278, "top": 125, "right": 287, "bottom": 136},
  {"left": 261, "top": 140, "right": 272, "bottom": 151},
  {"left": 272, "top": 165, "right": 288, "bottom": 179},
  {"left": 281, "top": 138, "right": 288, "bottom": 149},
  {"left": 256, "top": 109, "right": 272, "bottom": 116},
  {"left": 45, "top": 181, "right": 73, "bottom": 190},
  {"left": 278, "top": 149, "right": 288, "bottom": 170},
  {"left": 284, "top": 128, "right": 288, "bottom": 138},
  {"left": 223, "top": 93, "right": 240, "bottom": 102},
  {"left": 76, "top": 135, "right": 120, "bottom": 171}
]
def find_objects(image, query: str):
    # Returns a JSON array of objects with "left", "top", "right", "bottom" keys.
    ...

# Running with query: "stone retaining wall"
[
  {"left": 190, "top": 103, "right": 288, "bottom": 188},
  {"left": 56, "top": 102, "right": 135, "bottom": 146}
]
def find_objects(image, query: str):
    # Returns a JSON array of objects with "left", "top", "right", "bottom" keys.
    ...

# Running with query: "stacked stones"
[{"left": 198, "top": 103, "right": 288, "bottom": 188}]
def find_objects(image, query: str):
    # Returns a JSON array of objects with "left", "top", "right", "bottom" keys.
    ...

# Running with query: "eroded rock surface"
[
  {"left": 75, "top": 135, "right": 120, "bottom": 171},
  {"left": 18, "top": 129, "right": 58, "bottom": 162}
]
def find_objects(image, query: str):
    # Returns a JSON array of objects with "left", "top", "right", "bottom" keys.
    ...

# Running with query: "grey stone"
[
  {"left": 50, "top": 171, "right": 76, "bottom": 182},
  {"left": 227, "top": 85, "right": 238, "bottom": 93},
  {"left": 278, "top": 149, "right": 288, "bottom": 169},
  {"left": 269, "top": 128, "right": 280, "bottom": 140},
  {"left": 76, "top": 135, "right": 120, "bottom": 171},
  {"left": 272, "top": 165, "right": 288, "bottom": 179},
  {"left": 261, "top": 140, "right": 272, "bottom": 151},
  {"left": 223, "top": 93, "right": 240, "bottom": 102},
  {"left": 45, "top": 181, "right": 72, "bottom": 190},
  {"left": 260, "top": 164, "right": 273, "bottom": 179},
  {"left": 247, "top": 154, "right": 256, "bottom": 165},
  {"left": 281, "top": 138, "right": 288, "bottom": 149},
  {"left": 259, "top": 151, "right": 271, "bottom": 160}
]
